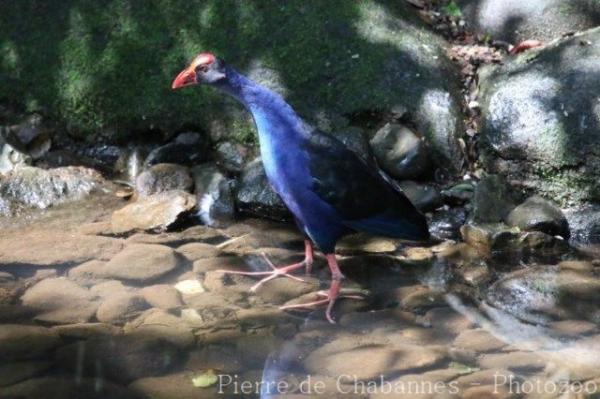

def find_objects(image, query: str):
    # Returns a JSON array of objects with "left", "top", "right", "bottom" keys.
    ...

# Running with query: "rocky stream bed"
[{"left": 5, "top": 1, "right": 600, "bottom": 398}]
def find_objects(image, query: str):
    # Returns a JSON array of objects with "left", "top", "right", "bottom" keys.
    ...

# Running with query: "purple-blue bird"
[{"left": 172, "top": 53, "right": 430, "bottom": 323}]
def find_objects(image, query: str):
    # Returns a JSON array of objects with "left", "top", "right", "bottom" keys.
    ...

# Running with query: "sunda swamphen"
[{"left": 172, "top": 53, "right": 430, "bottom": 323}]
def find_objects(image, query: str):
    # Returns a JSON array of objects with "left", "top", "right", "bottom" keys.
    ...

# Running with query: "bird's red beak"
[{"left": 171, "top": 67, "right": 197, "bottom": 90}]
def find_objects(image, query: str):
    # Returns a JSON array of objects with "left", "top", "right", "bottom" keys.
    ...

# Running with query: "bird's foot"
[
  {"left": 215, "top": 253, "right": 309, "bottom": 292},
  {"left": 279, "top": 289, "right": 366, "bottom": 324}
]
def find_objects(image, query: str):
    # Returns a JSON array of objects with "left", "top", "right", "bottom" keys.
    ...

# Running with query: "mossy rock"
[
  {"left": 0, "top": 1, "right": 463, "bottom": 171},
  {"left": 479, "top": 27, "right": 600, "bottom": 205}
]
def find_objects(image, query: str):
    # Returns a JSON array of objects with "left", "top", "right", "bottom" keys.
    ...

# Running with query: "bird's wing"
[{"left": 301, "top": 129, "right": 429, "bottom": 240}]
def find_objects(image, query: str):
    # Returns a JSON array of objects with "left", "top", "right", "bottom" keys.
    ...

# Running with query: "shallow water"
[{"left": 1, "top": 194, "right": 599, "bottom": 399}]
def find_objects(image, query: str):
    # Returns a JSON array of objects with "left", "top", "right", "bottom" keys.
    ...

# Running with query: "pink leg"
[
  {"left": 280, "top": 254, "right": 355, "bottom": 324},
  {"left": 216, "top": 240, "right": 314, "bottom": 292}
]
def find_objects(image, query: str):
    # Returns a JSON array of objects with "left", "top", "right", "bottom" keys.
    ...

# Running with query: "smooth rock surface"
[
  {"left": 111, "top": 190, "right": 197, "bottom": 234},
  {"left": 370, "top": 123, "right": 431, "bottom": 180},
  {"left": 507, "top": 195, "right": 570, "bottom": 238},
  {"left": 20, "top": 278, "right": 99, "bottom": 324},
  {"left": 100, "top": 244, "right": 181, "bottom": 283}
]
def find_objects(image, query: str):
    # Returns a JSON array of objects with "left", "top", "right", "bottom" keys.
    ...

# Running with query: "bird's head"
[{"left": 171, "top": 52, "right": 226, "bottom": 90}]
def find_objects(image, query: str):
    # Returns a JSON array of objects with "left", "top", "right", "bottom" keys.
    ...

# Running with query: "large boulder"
[
  {"left": 0, "top": 1, "right": 463, "bottom": 171},
  {"left": 0, "top": 166, "right": 105, "bottom": 216},
  {"left": 479, "top": 28, "right": 600, "bottom": 205},
  {"left": 457, "top": 0, "right": 600, "bottom": 43}
]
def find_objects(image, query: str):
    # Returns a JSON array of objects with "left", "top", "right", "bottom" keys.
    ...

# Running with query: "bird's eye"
[{"left": 197, "top": 65, "right": 209, "bottom": 73}]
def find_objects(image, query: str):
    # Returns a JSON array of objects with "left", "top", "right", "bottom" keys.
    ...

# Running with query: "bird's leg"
[
  {"left": 215, "top": 240, "right": 314, "bottom": 292},
  {"left": 280, "top": 254, "right": 351, "bottom": 324}
]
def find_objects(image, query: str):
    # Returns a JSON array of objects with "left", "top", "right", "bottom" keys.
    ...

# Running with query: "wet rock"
[
  {"left": 193, "top": 256, "right": 246, "bottom": 275},
  {"left": 417, "top": 307, "right": 475, "bottom": 336},
  {"left": 144, "top": 132, "right": 209, "bottom": 167},
  {"left": 479, "top": 352, "right": 547, "bottom": 374},
  {"left": 129, "top": 372, "right": 220, "bottom": 399},
  {"left": 1, "top": 376, "right": 137, "bottom": 399},
  {"left": 506, "top": 195, "right": 570, "bottom": 238},
  {"left": 111, "top": 190, "right": 197, "bottom": 234},
  {"left": 135, "top": 163, "right": 193, "bottom": 197},
  {"left": 487, "top": 265, "right": 600, "bottom": 324},
  {"left": 215, "top": 141, "right": 254, "bottom": 173},
  {"left": 140, "top": 284, "right": 183, "bottom": 310},
  {"left": 336, "top": 126, "right": 371, "bottom": 162},
  {"left": 55, "top": 334, "right": 182, "bottom": 383},
  {"left": 67, "top": 259, "right": 108, "bottom": 286},
  {"left": 52, "top": 323, "right": 121, "bottom": 339},
  {"left": 370, "top": 123, "right": 431, "bottom": 180},
  {"left": 235, "top": 158, "right": 290, "bottom": 220},
  {"left": 0, "top": 231, "right": 123, "bottom": 268},
  {"left": 398, "top": 180, "right": 443, "bottom": 212},
  {"left": 337, "top": 233, "right": 398, "bottom": 254},
  {"left": 0, "top": 325, "right": 61, "bottom": 360},
  {"left": 21, "top": 278, "right": 99, "bottom": 324},
  {"left": 0, "top": 166, "right": 106, "bottom": 215},
  {"left": 126, "top": 309, "right": 195, "bottom": 349},
  {"left": 0, "top": 360, "right": 52, "bottom": 387},
  {"left": 472, "top": 175, "right": 519, "bottom": 223},
  {"left": 177, "top": 242, "right": 223, "bottom": 262},
  {"left": 96, "top": 291, "right": 150, "bottom": 324},
  {"left": 255, "top": 275, "right": 320, "bottom": 305},
  {"left": 100, "top": 244, "right": 181, "bottom": 283},
  {"left": 191, "top": 164, "right": 235, "bottom": 227},
  {"left": 304, "top": 335, "right": 447, "bottom": 381},
  {"left": 90, "top": 280, "right": 131, "bottom": 298},
  {"left": 460, "top": 222, "right": 569, "bottom": 259},
  {"left": 396, "top": 285, "right": 447, "bottom": 311},
  {"left": 479, "top": 29, "right": 600, "bottom": 205},
  {"left": 457, "top": 0, "right": 600, "bottom": 43},
  {"left": 0, "top": 305, "right": 38, "bottom": 323},
  {"left": 548, "top": 320, "right": 597, "bottom": 338},
  {"left": 564, "top": 204, "right": 600, "bottom": 244},
  {"left": 453, "top": 329, "right": 507, "bottom": 353},
  {"left": 429, "top": 206, "right": 467, "bottom": 240},
  {"left": 441, "top": 182, "right": 475, "bottom": 205}
]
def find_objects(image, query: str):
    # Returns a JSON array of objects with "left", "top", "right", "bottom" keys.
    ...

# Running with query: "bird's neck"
[{"left": 214, "top": 67, "right": 307, "bottom": 142}]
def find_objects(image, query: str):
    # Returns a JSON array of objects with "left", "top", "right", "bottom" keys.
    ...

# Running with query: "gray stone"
[
  {"left": 127, "top": 309, "right": 195, "bottom": 349},
  {"left": 111, "top": 190, "right": 197, "bottom": 234},
  {"left": 215, "top": 141, "right": 254, "bottom": 173},
  {"left": 20, "top": 278, "right": 99, "bottom": 324},
  {"left": 101, "top": 244, "right": 181, "bottom": 283},
  {"left": 96, "top": 291, "right": 150, "bottom": 324},
  {"left": 370, "top": 123, "right": 431, "bottom": 180},
  {"left": 0, "top": 166, "right": 105, "bottom": 216},
  {"left": 235, "top": 158, "right": 290, "bottom": 220},
  {"left": 191, "top": 164, "right": 235, "bottom": 227},
  {"left": 457, "top": 0, "right": 600, "bottom": 43},
  {"left": 479, "top": 29, "right": 600, "bottom": 205},
  {"left": 135, "top": 163, "right": 193, "bottom": 197},
  {"left": 0, "top": 325, "right": 61, "bottom": 360},
  {"left": 429, "top": 207, "right": 467, "bottom": 240},
  {"left": 472, "top": 175, "right": 519, "bottom": 223},
  {"left": 507, "top": 195, "right": 570, "bottom": 238},
  {"left": 129, "top": 372, "right": 220, "bottom": 399},
  {"left": 144, "top": 132, "right": 209, "bottom": 167}
]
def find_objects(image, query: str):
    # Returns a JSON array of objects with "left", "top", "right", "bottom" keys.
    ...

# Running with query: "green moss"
[{"left": 0, "top": 0, "right": 455, "bottom": 145}]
